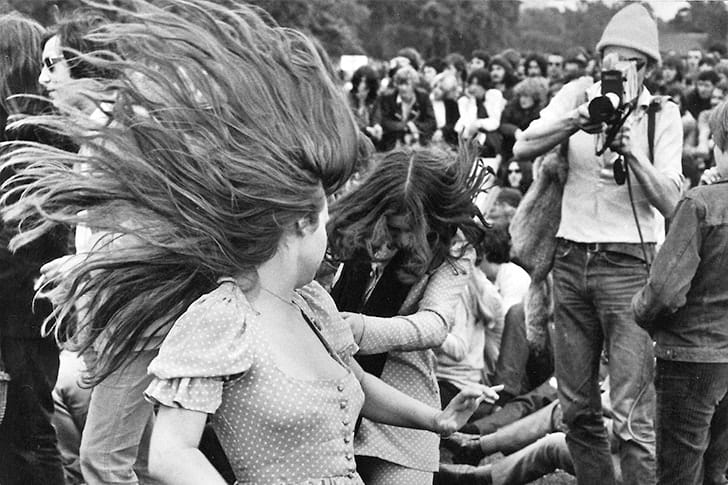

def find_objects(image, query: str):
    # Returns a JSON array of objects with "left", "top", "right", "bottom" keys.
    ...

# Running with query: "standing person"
[
  {"left": 513, "top": 4, "right": 683, "bottom": 484},
  {"left": 430, "top": 72, "right": 461, "bottom": 148},
  {"left": 632, "top": 100, "right": 728, "bottom": 485},
  {"left": 0, "top": 13, "right": 67, "bottom": 485},
  {"left": 38, "top": 12, "right": 159, "bottom": 485},
  {"left": 328, "top": 145, "right": 489, "bottom": 484},
  {"left": 1, "top": 2, "right": 497, "bottom": 484}
]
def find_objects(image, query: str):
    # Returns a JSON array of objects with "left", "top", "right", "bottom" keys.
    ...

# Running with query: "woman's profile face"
[
  {"left": 38, "top": 35, "right": 76, "bottom": 109},
  {"left": 507, "top": 161, "right": 522, "bottom": 188}
]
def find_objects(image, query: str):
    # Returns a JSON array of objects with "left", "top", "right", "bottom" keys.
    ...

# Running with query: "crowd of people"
[{"left": 0, "top": 1, "right": 727, "bottom": 485}]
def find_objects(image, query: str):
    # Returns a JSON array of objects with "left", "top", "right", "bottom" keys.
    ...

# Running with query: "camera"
[
  {"left": 587, "top": 54, "right": 640, "bottom": 125},
  {"left": 588, "top": 69, "right": 624, "bottom": 123}
]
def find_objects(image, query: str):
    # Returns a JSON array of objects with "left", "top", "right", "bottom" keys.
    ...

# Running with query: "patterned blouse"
[
  {"left": 355, "top": 246, "right": 475, "bottom": 471},
  {"left": 145, "top": 279, "right": 365, "bottom": 484}
]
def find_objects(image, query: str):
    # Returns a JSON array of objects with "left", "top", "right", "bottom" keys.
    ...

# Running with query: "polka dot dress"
[
  {"left": 355, "top": 248, "right": 476, "bottom": 476},
  {"left": 145, "top": 280, "right": 365, "bottom": 484}
]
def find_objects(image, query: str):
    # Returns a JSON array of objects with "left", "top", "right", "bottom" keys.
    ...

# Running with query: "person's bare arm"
[{"left": 148, "top": 407, "right": 227, "bottom": 485}]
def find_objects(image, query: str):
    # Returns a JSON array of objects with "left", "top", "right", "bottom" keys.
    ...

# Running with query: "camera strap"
[{"left": 647, "top": 100, "right": 658, "bottom": 164}]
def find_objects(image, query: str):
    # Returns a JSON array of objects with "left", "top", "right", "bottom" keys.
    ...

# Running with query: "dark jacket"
[
  {"left": 632, "top": 182, "right": 728, "bottom": 362},
  {"left": 375, "top": 88, "right": 436, "bottom": 151},
  {"left": 1, "top": 121, "right": 70, "bottom": 338},
  {"left": 684, "top": 88, "right": 712, "bottom": 122},
  {"left": 435, "top": 98, "right": 460, "bottom": 148},
  {"left": 499, "top": 100, "right": 541, "bottom": 160}
]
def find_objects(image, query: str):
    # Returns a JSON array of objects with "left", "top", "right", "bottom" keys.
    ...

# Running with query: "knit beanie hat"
[{"left": 596, "top": 3, "right": 661, "bottom": 65}]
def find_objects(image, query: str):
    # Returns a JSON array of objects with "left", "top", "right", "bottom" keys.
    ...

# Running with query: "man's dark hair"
[
  {"left": 445, "top": 52, "right": 467, "bottom": 83},
  {"left": 423, "top": 57, "right": 445, "bottom": 73},
  {"left": 467, "top": 68, "right": 491, "bottom": 89},
  {"left": 708, "top": 43, "right": 727, "bottom": 58},
  {"left": 525, "top": 53, "right": 548, "bottom": 77},
  {"left": 478, "top": 225, "right": 511, "bottom": 264},
  {"left": 397, "top": 47, "right": 422, "bottom": 71},
  {"left": 698, "top": 69, "right": 720, "bottom": 85},
  {"left": 471, "top": 49, "right": 490, "bottom": 64}
]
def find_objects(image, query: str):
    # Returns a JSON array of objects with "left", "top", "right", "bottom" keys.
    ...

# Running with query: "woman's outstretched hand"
[{"left": 435, "top": 384, "right": 503, "bottom": 437}]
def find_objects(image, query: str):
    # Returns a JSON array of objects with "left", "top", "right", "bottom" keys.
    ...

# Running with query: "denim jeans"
[
  {"left": 552, "top": 239, "right": 656, "bottom": 485},
  {"left": 492, "top": 303, "right": 554, "bottom": 404},
  {"left": 491, "top": 432, "right": 573, "bottom": 485},
  {"left": 80, "top": 349, "right": 158, "bottom": 485},
  {"left": 52, "top": 350, "right": 92, "bottom": 485},
  {"left": 655, "top": 359, "right": 728, "bottom": 485}
]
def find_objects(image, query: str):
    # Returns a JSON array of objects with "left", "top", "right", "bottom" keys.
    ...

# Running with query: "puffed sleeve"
[
  {"left": 296, "top": 280, "right": 359, "bottom": 363},
  {"left": 144, "top": 283, "right": 256, "bottom": 414}
]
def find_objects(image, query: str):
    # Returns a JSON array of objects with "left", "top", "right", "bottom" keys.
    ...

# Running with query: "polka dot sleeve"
[
  {"left": 144, "top": 283, "right": 255, "bottom": 414},
  {"left": 296, "top": 281, "right": 359, "bottom": 359}
]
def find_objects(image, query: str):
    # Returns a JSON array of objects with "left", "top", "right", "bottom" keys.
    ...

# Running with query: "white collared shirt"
[{"left": 529, "top": 79, "right": 683, "bottom": 243}]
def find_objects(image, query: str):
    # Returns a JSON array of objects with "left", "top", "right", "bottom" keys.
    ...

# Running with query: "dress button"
[
  {"left": 339, "top": 399, "right": 348, "bottom": 409},
  {"left": 342, "top": 417, "right": 350, "bottom": 426},
  {"left": 337, "top": 384, "right": 345, "bottom": 392},
  {"left": 346, "top": 453, "right": 354, "bottom": 461},
  {"left": 347, "top": 472, "right": 355, "bottom": 478},
  {"left": 344, "top": 435, "right": 351, "bottom": 444}
]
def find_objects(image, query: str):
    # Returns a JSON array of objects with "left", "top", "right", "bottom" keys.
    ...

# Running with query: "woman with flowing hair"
[
  {"left": 1, "top": 1, "right": 496, "bottom": 483},
  {"left": 328, "top": 143, "right": 492, "bottom": 483},
  {"left": 0, "top": 13, "right": 67, "bottom": 485}
]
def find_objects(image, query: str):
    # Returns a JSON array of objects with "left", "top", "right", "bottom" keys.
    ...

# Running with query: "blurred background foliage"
[{"left": 1, "top": 0, "right": 727, "bottom": 59}]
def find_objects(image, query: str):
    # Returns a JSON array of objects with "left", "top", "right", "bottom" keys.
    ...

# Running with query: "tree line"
[{"left": 1, "top": 0, "right": 727, "bottom": 59}]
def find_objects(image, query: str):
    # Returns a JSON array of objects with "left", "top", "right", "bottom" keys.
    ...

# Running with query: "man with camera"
[{"left": 513, "top": 4, "right": 682, "bottom": 485}]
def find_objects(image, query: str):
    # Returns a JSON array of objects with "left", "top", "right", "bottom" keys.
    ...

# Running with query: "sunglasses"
[{"left": 43, "top": 56, "right": 65, "bottom": 71}]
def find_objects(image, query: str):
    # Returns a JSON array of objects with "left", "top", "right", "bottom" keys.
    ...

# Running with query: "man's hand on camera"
[
  {"left": 608, "top": 123, "right": 634, "bottom": 158},
  {"left": 573, "top": 102, "right": 605, "bottom": 134}
]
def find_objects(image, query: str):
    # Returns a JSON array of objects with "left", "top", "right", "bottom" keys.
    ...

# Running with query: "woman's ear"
[{"left": 295, "top": 217, "right": 314, "bottom": 236}]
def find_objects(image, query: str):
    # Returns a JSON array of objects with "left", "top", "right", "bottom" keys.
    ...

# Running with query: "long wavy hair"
[
  {"left": 0, "top": 14, "right": 47, "bottom": 132},
  {"left": 327, "top": 141, "right": 488, "bottom": 283},
  {"left": 1, "top": 0, "right": 366, "bottom": 384}
]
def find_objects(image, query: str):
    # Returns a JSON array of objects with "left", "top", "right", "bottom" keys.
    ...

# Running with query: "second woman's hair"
[{"left": 328, "top": 142, "right": 488, "bottom": 283}]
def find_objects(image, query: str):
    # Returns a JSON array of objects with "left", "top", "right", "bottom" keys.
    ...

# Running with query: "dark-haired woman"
[
  {"left": 349, "top": 65, "right": 382, "bottom": 145},
  {"left": 1, "top": 2, "right": 495, "bottom": 484},
  {"left": 328, "top": 145, "right": 491, "bottom": 484},
  {"left": 0, "top": 13, "right": 67, "bottom": 485}
]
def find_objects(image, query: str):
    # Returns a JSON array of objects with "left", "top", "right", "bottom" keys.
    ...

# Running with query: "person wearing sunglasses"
[
  {"left": 513, "top": 4, "right": 683, "bottom": 485},
  {"left": 38, "top": 11, "right": 113, "bottom": 114}
]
